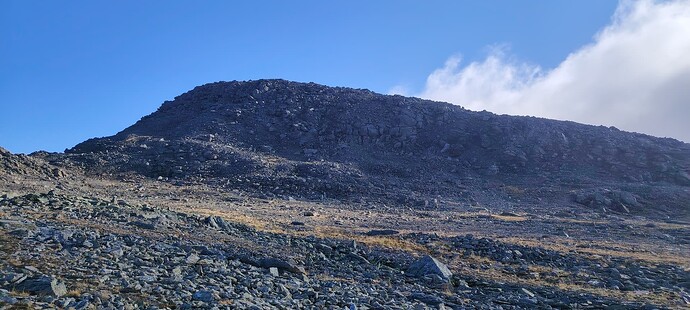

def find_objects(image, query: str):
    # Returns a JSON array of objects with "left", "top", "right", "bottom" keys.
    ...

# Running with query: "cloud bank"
[{"left": 412, "top": 0, "right": 690, "bottom": 142}]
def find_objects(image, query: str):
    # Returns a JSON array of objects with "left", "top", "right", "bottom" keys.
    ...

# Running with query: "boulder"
[
  {"left": 258, "top": 257, "right": 306, "bottom": 275},
  {"left": 11, "top": 276, "right": 67, "bottom": 297},
  {"left": 406, "top": 255, "right": 452, "bottom": 280},
  {"left": 205, "top": 215, "right": 231, "bottom": 230}
]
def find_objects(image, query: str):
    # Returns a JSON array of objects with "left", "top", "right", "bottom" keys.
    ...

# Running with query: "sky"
[{"left": 1, "top": 1, "right": 687, "bottom": 154}]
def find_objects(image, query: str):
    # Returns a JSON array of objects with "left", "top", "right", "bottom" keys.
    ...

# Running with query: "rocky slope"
[
  {"left": 0, "top": 147, "right": 62, "bottom": 181},
  {"left": 54, "top": 79, "right": 690, "bottom": 218},
  {"left": 2, "top": 79, "right": 690, "bottom": 309}
]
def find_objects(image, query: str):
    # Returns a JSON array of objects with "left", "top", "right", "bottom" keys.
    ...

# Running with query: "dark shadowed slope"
[{"left": 55, "top": 79, "right": 690, "bottom": 218}]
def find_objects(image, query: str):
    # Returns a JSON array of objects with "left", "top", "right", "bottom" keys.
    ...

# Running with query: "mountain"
[
  {"left": 4, "top": 79, "right": 690, "bottom": 308},
  {"left": 53, "top": 79, "right": 690, "bottom": 217}
]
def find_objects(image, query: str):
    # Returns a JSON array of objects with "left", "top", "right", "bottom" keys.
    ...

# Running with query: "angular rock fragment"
[
  {"left": 258, "top": 258, "right": 306, "bottom": 275},
  {"left": 269, "top": 267, "right": 279, "bottom": 277},
  {"left": 11, "top": 276, "right": 67, "bottom": 297},
  {"left": 406, "top": 255, "right": 452, "bottom": 280},
  {"left": 205, "top": 215, "right": 230, "bottom": 230}
]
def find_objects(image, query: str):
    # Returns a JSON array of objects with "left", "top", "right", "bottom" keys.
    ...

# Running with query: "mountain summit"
[{"left": 56, "top": 79, "right": 690, "bottom": 217}]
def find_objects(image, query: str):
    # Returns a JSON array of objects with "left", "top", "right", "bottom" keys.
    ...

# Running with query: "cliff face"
[{"left": 60, "top": 79, "right": 690, "bottom": 216}]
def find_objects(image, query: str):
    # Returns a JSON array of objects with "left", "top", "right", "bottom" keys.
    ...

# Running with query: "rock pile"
[{"left": 2, "top": 192, "right": 675, "bottom": 309}]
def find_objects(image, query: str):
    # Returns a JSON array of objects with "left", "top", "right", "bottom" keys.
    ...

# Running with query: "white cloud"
[{"left": 417, "top": 0, "right": 690, "bottom": 142}]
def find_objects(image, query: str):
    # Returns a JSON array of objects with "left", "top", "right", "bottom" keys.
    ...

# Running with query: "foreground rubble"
[{"left": 2, "top": 192, "right": 688, "bottom": 309}]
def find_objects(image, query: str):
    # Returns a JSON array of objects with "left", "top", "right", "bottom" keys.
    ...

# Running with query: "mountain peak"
[{"left": 61, "top": 80, "right": 690, "bottom": 217}]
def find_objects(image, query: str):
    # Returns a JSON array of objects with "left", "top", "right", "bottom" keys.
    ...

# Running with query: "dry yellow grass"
[
  {"left": 65, "top": 289, "right": 83, "bottom": 298},
  {"left": 9, "top": 290, "right": 31, "bottom": 298},
  {"left": 448, "top": 253, "right": 680, "bottom": 307},
  {"left": 314, "top": 274, "right": 358, "bottom": 283},
  {"left": 191, "top": 207, "right": 272, "bottom": 231},
  {"left": 490, "top": 214, "right": 528, "bottom": 222},
  {"left": 498, "top": 236, "right": 690, "bottom": 267},
  {"left": 309, "top": 226, "right": 428, "bottom": 253}
]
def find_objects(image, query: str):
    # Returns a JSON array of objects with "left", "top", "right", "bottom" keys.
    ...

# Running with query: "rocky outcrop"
[
  {"left": 0, "top": 147, "right": 58, "bottom": 181},
  {"left": 43, "top": 79, "right": 690, "bottom": 217},
  {"left": 69, "top": 80, "right": 690, "bottom": 184}
]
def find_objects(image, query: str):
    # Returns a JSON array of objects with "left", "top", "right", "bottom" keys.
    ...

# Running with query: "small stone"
[
  {"left": 186, "top": 253, "right": 200, "bottom": 264},
  {"left": 192, "top": 290, "right": 214, "bottom": 302},
  {"left": 269, "top": 267, "right": 279, "bottom": 277},
  {"left": 110, "top": 247, "right": 124, "bottom": 258},
  {"left": 521, "top": 288, "right": 535, "bottom": 298},
  {"left": 172, "top": 266, "right": 183, "bottom": 277}
]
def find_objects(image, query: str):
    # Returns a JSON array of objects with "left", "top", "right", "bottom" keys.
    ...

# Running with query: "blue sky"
[{"left": 2, "top": 1, "right": 679, "bottom": 154}]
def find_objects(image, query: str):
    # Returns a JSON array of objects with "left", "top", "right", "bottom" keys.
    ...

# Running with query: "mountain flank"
[
  {"left": 2, "top": 79, "right": 689, "bottom": 308},
  {"left": 53, "top": 79, "right": 690, "bottom": 218}
]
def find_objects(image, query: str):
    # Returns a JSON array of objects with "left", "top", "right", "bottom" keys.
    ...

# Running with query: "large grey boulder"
[
  {"left": 11, "top": 276, "right": 67, "bottom": 297},
  {"left": 406, "top": 255, "right": 452, "bottom": 280}
]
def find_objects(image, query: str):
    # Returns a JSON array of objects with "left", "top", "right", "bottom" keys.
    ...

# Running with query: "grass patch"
[
  {"left": 310, "top": 226, "right": 427, "bottom": 253},
  {"left": 65, "top": 289, "right": 83, "bottom": 298},
  {"left": 491, "top": 214, "right": 528, "bottom": 222}
]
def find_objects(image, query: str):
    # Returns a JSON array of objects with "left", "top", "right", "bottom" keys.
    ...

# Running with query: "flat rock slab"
[{"left": 11, "top": 276, "right": 67, "bottom": 297}]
